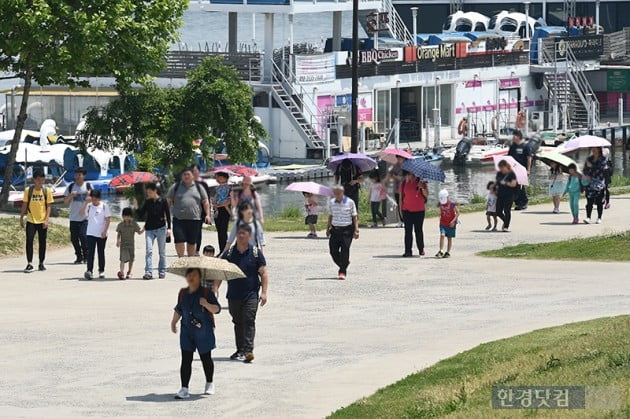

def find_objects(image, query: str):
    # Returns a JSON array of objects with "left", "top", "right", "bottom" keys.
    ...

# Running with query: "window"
[
  {"left": 376, "top": 90, "right": 391, "bottom": 134},
  {"left": 423, "top": 85, "right": 452, "bottom": 127}
]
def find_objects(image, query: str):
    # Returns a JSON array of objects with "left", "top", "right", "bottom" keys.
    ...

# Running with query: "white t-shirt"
[{"left": 86, "top": 202, "right": 111, "bottom": 237}]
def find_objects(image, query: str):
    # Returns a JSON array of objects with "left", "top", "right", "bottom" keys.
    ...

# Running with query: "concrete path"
[{"left": 0, "top": 196, "right": 629, "bottom": 418}]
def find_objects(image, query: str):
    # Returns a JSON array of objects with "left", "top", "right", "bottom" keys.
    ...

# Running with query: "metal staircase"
[
  {"left": 359, "top": 0, "right": 413, "bottom": 46},
  {"left": 540, "top": 40, "right": 600, "bottom": 130},
  {"left": 270, "top": 61, "right": 327, "bottom": 151}
]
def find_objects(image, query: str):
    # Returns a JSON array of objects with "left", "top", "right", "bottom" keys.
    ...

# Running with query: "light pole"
[
  {"left": 411, "top": 7, "right": 418, "bottom": 46},
  {"left": 351, "top": 0, "right": 359, "bottom": 153},
  {"left": 595, "top": 0, "right": 601, "bottom": 34},
  {"left": 524, "top": 2, "right": 531, "bottom": 40}
]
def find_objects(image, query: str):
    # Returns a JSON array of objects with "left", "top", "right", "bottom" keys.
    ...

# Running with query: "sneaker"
[
  {"left": 73, "top": 258, "right": 83, "bottom": 264},
  {"left": 502, "top": 227, "right": 509, "bottom": 232},
  {"left": 396, "top": 222, "right": 404, "bottom": 228},
  {"left": 419, "top": 249, "right": 425, "bottom": 256},
  {"left": 158, "top": 273, "right": 166, "bottom": 279},
  {"left": 204, "top": 382, "right": 215, "bottom": 395},
  {"left": 230, "top": 352, "right": 245, "bottom": 361},
  {"left": 24, "top": 264, "right": 34, "bottom": 273},
  {"left": 244, "top": 353, "right": 255, "bottom": 363},
  {"left": 491, "top": 227, "right": 498, "bottom": 232},
  {"left": 98, "top": 272, "right": 105, "bottom": 279},
  {"left": 435, "top": 251, "right": 444, "bottom": 258},
  {"left": 572, "top": 217, "right": 579, "bottom": 224},
  {"left": 142, "top": 274, "right": 153, "bottom": 280},
  {"left": 553, "top": 208, "right": 560, "bottom": 214},
  {"left": 117, "top": 271, "right": 125, "bottom": 280},
  {"left": 38, "top": 264, "right": 46, "bottom": 271},
  {"left": 370, "top": 223, "right": 377, "bottom": 228},
  {"left": 596, "top": 218, "right": 602, "bottom": 224},
  {"left": 84, "top": 271, "right": 93, "bottom": 280},
  {"left": 126, "top": 272, "right": 131, "bottom": 279},
  {"left": 443, "top": 252, "right": 451, "bottom": 258},
  {"left": 484, "top": 224, "right": 492, "bottom": 231},
  {"left": 175, "top": 387, "right": 190, "bottom": 399},
  {"left": 338, "top": 272, "right": 346, "bottom": 280},
  {"left": 402, "top": 253, "right": 412, "bottom": 258},
  {"left": 584, "top": 218, "right": 591, "bottom": 224}
]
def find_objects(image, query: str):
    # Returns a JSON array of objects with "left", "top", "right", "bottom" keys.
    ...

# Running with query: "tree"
[
  {"left": 0, "top": 0, "right": 186, "bottom": 206},
  {"left": 80, "top": 57, "right": 266, "bottom": 172}
]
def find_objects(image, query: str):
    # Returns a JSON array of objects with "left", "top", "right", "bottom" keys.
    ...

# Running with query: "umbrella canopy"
[
  {"left": 285, "top": 181, "right": 333, "bottom": 197},
  {"left": 401, "top": 158, "right": 446, "bottom": 182},
  {"left": 213, "top": 165, "right": 258, "bottom": 177},
  {"left": 109, "top": 171, "right": 158, "bottom": 188},
  {"left": 327, "top": 153, "right": 377, "bottom": 173},
  {"left": 558, "top": 135, "right": 611, "bottom": 153},
  {"left": 378, "top": 148, "right": 413, "bottom": 164},
  {"left": 167, "top": 256, "right": 245, "bottom": 281},
  {"left": 536, "top": 151, "right": 581, "bottom": 173},
  {"left": 493, "top": 155, "right": 529, "bottom": 185}
]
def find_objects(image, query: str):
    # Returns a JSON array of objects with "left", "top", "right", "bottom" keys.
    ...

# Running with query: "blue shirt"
[
  {"left": 174, "top": 287, "right": 220, "bottom": 353},
  {"left": 222, "top": 245, "right": 266, "bottom": 300}
]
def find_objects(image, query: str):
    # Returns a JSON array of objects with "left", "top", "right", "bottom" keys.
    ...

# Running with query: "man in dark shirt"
[
  {"left": 136, "top": 183, "right": 171, "bottom": 279},
  {"left": 508, "top": 130, "right": 532, "bottom": 210},
  {"left": 334, "top": 159, "right": 363, "bottom": 210},
  {"left": 219, "top": 223, "right": 268, "bottom": 363}
]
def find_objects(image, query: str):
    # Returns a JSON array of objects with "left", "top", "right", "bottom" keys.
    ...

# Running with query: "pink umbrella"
[
  {"left": 378, "top": 148, "right": 413, "bottom": 164},
  {"left": 285, "top": 181, "right": 333, "bottom": 197},
  {"left": 558, "top": 135, "right": 611, "bottom": 153},
  {"left": 493, "top": 155, "right": 529, "bottom": 186}
]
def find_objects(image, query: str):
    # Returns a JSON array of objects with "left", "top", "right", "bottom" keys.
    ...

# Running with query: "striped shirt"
[{"left": 329, "top": 196, "right": 357, "bottom": 227}]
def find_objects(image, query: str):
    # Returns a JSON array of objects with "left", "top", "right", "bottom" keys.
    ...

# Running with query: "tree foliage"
[
  {"left": 80, "top": 57, "right": 266, "bottom": 172},
  {"left": 0, "top": 0, "right": 186, "bottom": 206}
]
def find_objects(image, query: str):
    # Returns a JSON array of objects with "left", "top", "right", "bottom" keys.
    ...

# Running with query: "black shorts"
[
  {"left": 486, "top": 211, "right": 497, "bottom": 216},
  {"left": 305, "top": 214, "right": 318, "bottom": 225},
  {"left": 173, "top": 218, "right": 202, "bottom": 245}
]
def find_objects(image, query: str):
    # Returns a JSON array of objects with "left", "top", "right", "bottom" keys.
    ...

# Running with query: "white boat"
[
  {"left": 442, "top": 143, "right": 509, "bottom": 164},
  {"left": 8, "top": 184, "right": 68, "bottom": 208}
]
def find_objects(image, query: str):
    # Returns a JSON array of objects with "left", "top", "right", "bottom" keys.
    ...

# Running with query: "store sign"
[
  {"left": 348, "top": 49, "right": 400, "bottom": 65},
  {"left": 465, "top": 80, "right": 482, "bottom": 88},
  {"left": 499, "top": 78, "right": 520, "bottom": 88},
  {"left": 607, "top": 69, "right": 630, "bottom": 92},
  {"left": 554, "top": 35, "right": 603, "bottom": 60},
  {"left": 405, "top": 44, "right": 456, "bottom": 63},
  {"left": 295, "top": 53, "right": 336, "bottom": 84}
]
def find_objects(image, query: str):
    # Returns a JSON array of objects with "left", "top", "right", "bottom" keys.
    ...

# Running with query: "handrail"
[{"left": 382, "top": 0, "right": 413, "bottom": 45}]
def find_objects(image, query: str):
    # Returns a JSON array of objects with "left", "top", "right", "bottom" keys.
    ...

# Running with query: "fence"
[{"left": 159, "top": 51, "right": 262, "bottom": 81}]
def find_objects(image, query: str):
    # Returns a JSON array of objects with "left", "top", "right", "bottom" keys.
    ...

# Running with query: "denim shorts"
[{"left": 439, "top": 225, "right": 456, "bottom": 238}]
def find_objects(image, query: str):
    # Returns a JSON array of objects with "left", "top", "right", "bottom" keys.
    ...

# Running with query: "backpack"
[
  {"left": 178, "top": 287, "right": 216, "bottom": 329},
  {"left": 26, "top": 186, "right": 49, "bottom": 215},
  {"left": 67, "top": 181, "right": 92, "bottom": 194},
  {"left": 226, "top": 242, "right": 260, "bottom": 260}
]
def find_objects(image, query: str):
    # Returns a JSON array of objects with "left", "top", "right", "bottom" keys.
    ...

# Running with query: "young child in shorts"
[
  {"left": 116, "top": 207, "right": 143, "bottom": 279},
  {"left": 436, "top": 190, "right": 459, "bottom": 258},
  {"left": 303, "top": 192, "right": 319, "bottom": 238},
  {"left": 485, "top": 181, "right": 498, "bottom": 231}
]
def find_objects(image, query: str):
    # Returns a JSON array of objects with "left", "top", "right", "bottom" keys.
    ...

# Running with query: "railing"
[
  {"left": 564, "top": 45, "right": 600, "bottom": 128},
  {"left": 159, "top": 51, "right": 261, "bottom": 81},
  {"left": 382, "top": 0, "right": 413, "bottom": 45},
  {"left": 603, "top": 28, "right": 630, "bottom": 60}
]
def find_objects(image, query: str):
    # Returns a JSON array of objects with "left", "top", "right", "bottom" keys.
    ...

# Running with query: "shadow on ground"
[{"left": 126, "top": 393, "right": 205, "bottom": 402}]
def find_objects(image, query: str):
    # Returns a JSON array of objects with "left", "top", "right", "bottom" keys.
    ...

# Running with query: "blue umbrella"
[
  {"left": 327, "top": 153, "right": 377, "bottom": 173},
  {"left": 401, "top": 158, "right": 446, "bottom": 182}
]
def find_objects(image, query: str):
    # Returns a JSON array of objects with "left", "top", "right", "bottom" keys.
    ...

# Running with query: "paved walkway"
[{"left": 0, "top": 196, "right": 629, "bottom": 418}]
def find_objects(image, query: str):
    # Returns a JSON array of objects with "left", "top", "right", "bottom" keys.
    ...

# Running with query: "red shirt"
[
  {"left": 439, "top": 201, "right": 458, "bottom": 226},
  {"left": 399, "top": 178, "right": 426, "bottom": 212}
]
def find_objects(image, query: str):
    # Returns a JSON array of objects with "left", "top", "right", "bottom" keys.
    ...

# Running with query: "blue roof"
[
  {"left": 463, "top": 31, "right": 505, "bottom": 41},
  {"left": 428, "top": 33, "right": 472, "bottom": 45},
  {"left": 532, "top": 26, "right": 567, "bottom": 38}
]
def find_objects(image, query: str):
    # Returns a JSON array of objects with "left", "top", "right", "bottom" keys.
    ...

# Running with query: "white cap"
[{"left": 438, "top": 189, "right": 449, "bottom": 204}]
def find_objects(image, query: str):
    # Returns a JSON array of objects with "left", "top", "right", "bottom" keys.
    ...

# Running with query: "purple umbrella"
[
  {"left": 285, "top": 182, "right": 333, "bottom": 197},
  {"left": 327, "top": 153, "right": 377, "bottom": 173}
]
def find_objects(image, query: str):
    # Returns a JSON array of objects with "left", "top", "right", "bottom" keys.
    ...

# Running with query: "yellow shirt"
[{"left": 23, "top": 187, "right": 54, "bottom": 224}]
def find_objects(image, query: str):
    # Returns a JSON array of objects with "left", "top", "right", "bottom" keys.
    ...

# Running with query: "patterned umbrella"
[
  {"left": 401, "top": 157, "right": 446, "bottom": 182},
  {"left": 109, "top": 171, "right": 158, "bottom": 188},
  {"left": 167, "top": 256, "right": 245, "bottom": 281},
  {"left": 213, "top": 165, "right": 258, "bottom": 177},
  {"left": 327, "top": 153, "right": 377, "bottom": 173}
]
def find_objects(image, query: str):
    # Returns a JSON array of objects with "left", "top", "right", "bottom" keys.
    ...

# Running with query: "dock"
[{"left": 266, "top": 165, "right": 332, "bottom": 183}]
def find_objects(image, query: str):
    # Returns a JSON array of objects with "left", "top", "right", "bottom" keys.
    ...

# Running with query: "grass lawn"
[
  {"left": 329, "top": 316, "right": 630, "bottom": 419},
  {"left": 478, "top": 231, "right": 630, "bottom": 262},
  {"left": 0, "top": 217, "right": 69, "bottom": 258}
]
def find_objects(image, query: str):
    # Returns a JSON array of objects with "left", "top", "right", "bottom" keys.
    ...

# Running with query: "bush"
[
  {"left": 470, "top": 193, "right": 486, "bottom": 204},
  {"left": 279, "top": 206, "right": 302, "bottom": 219},
  {"left": 610, "top": 174, "right": 630, "bottom": 188}
]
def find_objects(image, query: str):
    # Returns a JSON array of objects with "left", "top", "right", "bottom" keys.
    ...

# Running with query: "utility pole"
[{"left": 351, "top": 0, "right": 359, "bottom": 153}]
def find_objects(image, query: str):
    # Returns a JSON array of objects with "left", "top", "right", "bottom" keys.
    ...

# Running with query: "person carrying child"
[
  {"left": 485, "top": 181, "right": 498, "bottom": 231},
  {"left": 368, "top": 171, "right": 386, "bottom": 228},
  {"left": 303, "top": 192, "right": 319, "bottom": 238},
  {"left": 563, "top": 163, "right": 587, "bottom": 224},
  {"left": 115, "top": 207, "right": 144, "bottom": 280},
  {"left": 435, "top": 190, "right": 459, "bottom": 258}
]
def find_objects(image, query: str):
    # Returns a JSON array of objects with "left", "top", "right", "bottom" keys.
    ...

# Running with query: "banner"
[
  {"left": 295, "top": 53, "right": 336, "bottom": 84},
  {"left": 554, "top": 35, "right": 603, "bottom": 60}
]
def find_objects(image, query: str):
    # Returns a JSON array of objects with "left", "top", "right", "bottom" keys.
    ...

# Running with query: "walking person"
[
  {"left": 583, "top": 147, "right": 608, "bottom": 224},
  {"left": 548, "top": 162, "right": 564, "bottom": 214},
  {"left": 224, "top": 201, "right": 265, "bottom": 253},
  {"left": 20, "top": 169, "right": 54, "bottom": 273},
  {"left": 232, "top": 176, "right": 263, "bottom": 224},
  {"left": 81, "top": 189, "right": 111, "bottom": 279},
  {"left": 495, "top": 160, "right": 519, "bottom": 232},
  {"left": 327, "top": 185, "right": 359, "bottom": 280},
  {"left": 171, "top": 268, "right": 221, "bottom": 399},
  {"left": 115, "top": 207, "right": 143, "bottom": 280},
  {"left": 563, "top": 163, "right": 586, "bottom": 224},
  {"left": 508, "top": 130, "right": 532, "bottom": 210},
  {"left": 136, "top": 183, "right": 171, "bottom": 280},
  {"left": 399, "top": 171, "right": 428, "bottom": 257},
  {"left": 368, "top": 171, "right": 386, "bottom": 228},
  {"left": 63, "top": 167, "right": 91, "bottom": 264},
  {"left": 435, "top": 190, "right": 459, "bottom": 258},
  {"left": 334, "top": 159, "right": 363, "bottom": 210},
  {"left": 303, "top": 192, "right": 319, "bottom": 238},
  {"left": 167, "top": 167, "right": 212, "bottom": 257},
  {"left": 219, "top": 223, "right": 269, "bottom": 363},
  {"left": 389, "top": 156, "right": 405, "bottom": 227},
  {"left": 485, "top": 181, "right": 498, "bottom": 231},
  {"left": 602, "top": 148, "right": 612, "bottom": 209},
  {"left": 192, "top": 164, "right": 212, "bottom": 255},
  {"left": 212, "top": 169, "right": 232, "bottom": 251}
]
